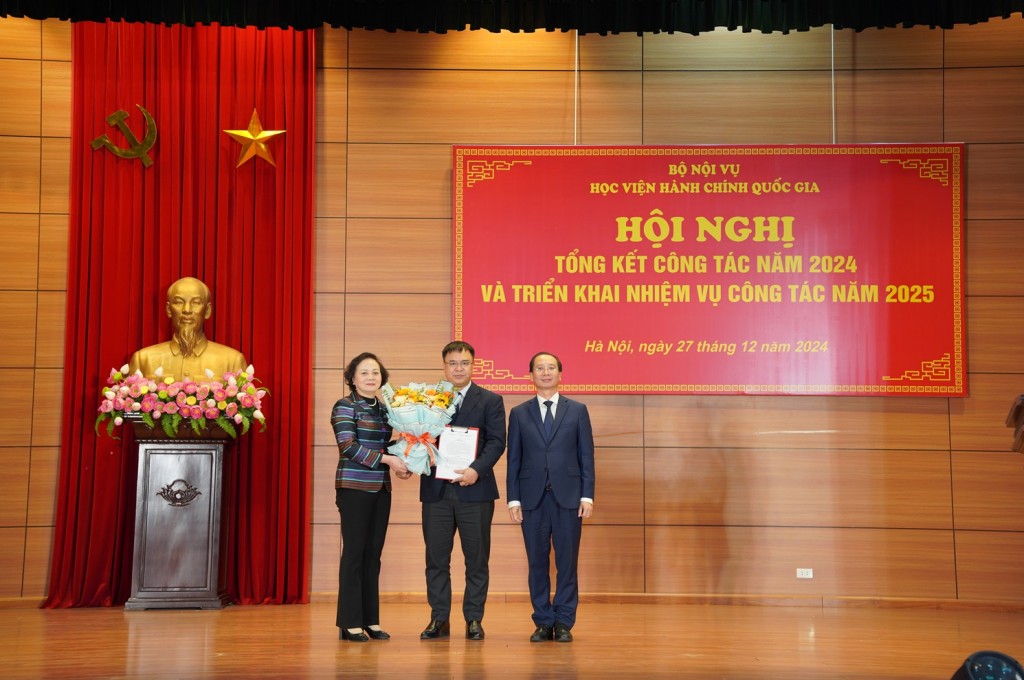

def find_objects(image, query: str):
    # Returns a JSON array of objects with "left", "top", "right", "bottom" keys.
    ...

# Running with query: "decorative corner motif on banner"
[
  {"left": 883, "top": 353, "right": 952, "bottom": 382},
  {"left": 466, "top": 160, "right": 532, "bottom": 187},
  {"left": 90, "top": 104, "right": 157, "bottom": 168},
  {"left": 879, "top": 157, "right": 950, "bottom": 186},
  {"left": 223, "top": 109, "right": 285, "bottom": 167},
  {"left": 157, "top": 479, "right": 203, "bottom": 507}
]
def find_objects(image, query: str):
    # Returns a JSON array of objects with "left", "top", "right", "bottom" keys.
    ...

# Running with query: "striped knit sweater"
[{"left": 331, "top": 393, "right": 394, "bottom": 492}]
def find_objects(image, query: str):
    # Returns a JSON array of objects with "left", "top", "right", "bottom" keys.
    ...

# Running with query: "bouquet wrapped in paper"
[{"left": 381, "top": 380, "right": 457, "bottom": 476}]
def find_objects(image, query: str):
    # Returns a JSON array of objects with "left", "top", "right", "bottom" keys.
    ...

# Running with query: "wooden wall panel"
[
  {"left": 945, "top": 67, "right": 1024, "bottom": 143},
  {"left": 313, "top": 292, "right": 345, "bottom": 370},
  {"left": 834, "top": 70, "right": 943, "bottom": 143},
  {"left": 314, "top": 142, "right": 346, "bottom": 218},
  {"left": 644, "top": 27, "right": 834, "bottom": 71},
  {"left": 0, "top": 136, "right": 41, "bottom": 213},
  {"left": 30, "top": 368, "right": 62, "bottom": 447},
  {"left": 0, "top": 446, "right": 29, "bottom": 525},
  {"left": 314, "top": 217, "right": 346, "bottom": 293},
  {"left": 964, "top": 143, "right": 1024, "bottom": 219},
  {"left": 642, "top": 71, "right": 834, "bottom": 144},
  {"left": 579, "top": 33, "right": 641, "bottom": 71},
  {"left": 39, "top": 137, "right": 69, "bottom": 214},
  {"left": 38, "top": 214, "right": 68, "bottom": 291},
  {"left": 0, "top": 213, "right": 39, "bottom": 290},
  {"left": 348, "top": 70, "right": 576, "bottom": 145},
  {"left": 590, "top": 447, "right": 645, "bottom": 525},
  {"left": 312, "top": 445, "right": 339, "bottom": 525},
  {"left": 0, "top": 292, "right": 37, "bottom": 368},
  {"left": 952, "top": 451, "right": 1024, "bottom": 532},
  {"left": 839, "top": 25, "right": 943, "bottom": 70},
  {"left": 0, "top": 16, "right": 41, "bottom": 59},
  {"left": 0, "top": 59, "right": 41, "bottom": 136},
  {"left": 316, "top": 68, "right": 347, "bottom": 144},
  {"left": 954, "top": 530, "right": 1024, "bottom": 602},
  {"left": 347, "top": 218, "right": 450, "bottom": 293},
  {"left": 578, "top": 71, "right": 643, "bottom": 145},
  {"left": 41, "top": 59, "right": 70, "bottom": 137},
  {"left": 347, "top": 143, "right": 451, "bottom": 218},
  {"left": 0, "top": 528, "right": 26, "bottom": 597},
  {"left": 26, "top": 446, "right": 58, "bottom": 526},
  {"left": 577, "top": 526, "right": 646, "bottom": 592},
  {"left": 949, "top": 373, "right": 1024, "bottom": 452},
  {"left": 34, "top": 291, "right": 64, "bottom": 367},
  {"left": 945, "top": 16, "right": 1024, "bottom": 68},
  {"left": 644, "top": 395, "right": 951, "bottom": 450},
  {"left": 645, "top": 526, "right": 957, "bottom": 598},
  {"left": 965, "top": 297, "right": 1024, "bottom": 373},
  {"left": 349, "top": 29, "right": 577, "bottom": 71},
  {"left": 22, "top": 527, "right": 53, "bottom": 599},
  {"left": 317, "top": 25, "right": 347, "bottom": 69},
  {"left": 965, "top": 219, "right": 1024, "bottom": 296},
  {"left": 313, "top": 368, "right": 345, "bottom": 447},
  {"left": 343, "top": 293, "right": 451, "bottom": 369},
  {"left": 645, "top": 448, "right": 953, "bottom": 529}
]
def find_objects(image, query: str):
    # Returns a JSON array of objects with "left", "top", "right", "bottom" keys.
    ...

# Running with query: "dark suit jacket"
[
  {"left": 506, "top": 395, "right": 596, "bottom": 511},
  {"left": 419, "top": 382, "right": 506, "bottom": 503}
]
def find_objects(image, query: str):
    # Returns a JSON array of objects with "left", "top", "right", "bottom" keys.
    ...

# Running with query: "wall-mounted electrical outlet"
[{"left": 796, "top": 568, "right": 813, "bottom": 579}]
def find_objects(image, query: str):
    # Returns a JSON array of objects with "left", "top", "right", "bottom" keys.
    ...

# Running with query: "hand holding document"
[{"left": 436, "top": 425, "right": 479, "bottom": 481}]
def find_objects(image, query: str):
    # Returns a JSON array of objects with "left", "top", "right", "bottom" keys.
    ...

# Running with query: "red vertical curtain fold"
[{"left": 44, "top": 20, "right": 314, "bottom": 607}]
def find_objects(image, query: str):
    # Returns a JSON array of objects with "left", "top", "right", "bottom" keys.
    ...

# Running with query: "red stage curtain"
[{"left": 43, "top": 21, "right": 314, "bottom": 607}]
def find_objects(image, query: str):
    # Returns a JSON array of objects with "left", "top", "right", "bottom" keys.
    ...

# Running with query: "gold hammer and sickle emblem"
[{"left": 90, "top": 104, "right": 158, "bottom": 168}]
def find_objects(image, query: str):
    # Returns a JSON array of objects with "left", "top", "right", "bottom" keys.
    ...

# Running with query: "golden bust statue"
[{"left": 128, "top": 277, "right": 247, "bottom": 381}]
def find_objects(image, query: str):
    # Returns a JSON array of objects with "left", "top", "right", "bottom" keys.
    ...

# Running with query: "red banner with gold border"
[{"left": 453, "top": 145, "right": 965, "bottom": 396}]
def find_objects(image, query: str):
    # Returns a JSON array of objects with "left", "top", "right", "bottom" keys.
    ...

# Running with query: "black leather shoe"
[
  {"left": 553, "top": 623, "right": 573, "bottom": 642},
  {"left": 466, "top": 620, "right": 485, "bottom": 640},
  {"left": 364, "top": 627, "right": 390, "bottom": 640},
  {"left": 340, "top": 628, "right": 369, "bottom": 642},
  {"left": 420, "top": 620, "right": 450, "bottom": 639},
  {"left": 530, "top": 625, "right": 554, "bottom": 642}
]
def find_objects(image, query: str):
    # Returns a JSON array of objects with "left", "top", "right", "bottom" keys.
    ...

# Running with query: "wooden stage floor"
[{"left": 4, "top": 600, "right": 1024, "bottom": 678}]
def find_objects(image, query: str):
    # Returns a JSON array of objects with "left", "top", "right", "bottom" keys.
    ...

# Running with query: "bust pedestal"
[{"left": 124, "top": 414, "right": 232, "bottom": 610}]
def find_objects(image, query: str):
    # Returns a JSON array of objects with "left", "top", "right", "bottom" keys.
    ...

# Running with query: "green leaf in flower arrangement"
[{"left": 216, "top": 417, "right": 237, "bottom": 438}]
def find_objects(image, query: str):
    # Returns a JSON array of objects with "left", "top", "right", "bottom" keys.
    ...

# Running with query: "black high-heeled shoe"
[
  {"left": 340, "top": 628, "right": 369, "bottom": 642},
  {"left": 363, "top": 627, "right": 391, "bottom": 640}
]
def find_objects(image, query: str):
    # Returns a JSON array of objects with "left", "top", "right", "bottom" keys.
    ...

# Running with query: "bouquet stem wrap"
[{"left": 382, "top": 381, "right": 456, "bottom": 476}]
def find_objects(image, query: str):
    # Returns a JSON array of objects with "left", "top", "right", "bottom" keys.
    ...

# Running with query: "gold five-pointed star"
[{"left": 223, "top": 109, "right": 285, "bottom": 167}]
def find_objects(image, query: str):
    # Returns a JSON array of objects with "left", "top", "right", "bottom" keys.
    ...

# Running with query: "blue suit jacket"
[
  {"left": 506, "top": 395, "right": 596, "bottom": 511},
  {"left": 419, "top": 382, "right": 506, "bottom": 503}
]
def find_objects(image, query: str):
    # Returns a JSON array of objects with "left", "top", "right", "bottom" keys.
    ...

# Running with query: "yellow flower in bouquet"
[{"left": 381, "top": 381, "right": 456, "bottom": 475}]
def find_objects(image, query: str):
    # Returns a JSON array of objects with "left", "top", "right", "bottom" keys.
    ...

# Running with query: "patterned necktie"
[{"left": 543, "top": 400, "right": 553, "bottom": 436}]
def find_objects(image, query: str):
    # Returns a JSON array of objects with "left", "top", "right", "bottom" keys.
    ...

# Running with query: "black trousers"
[
  {"left": 336, "top": 487, "right": 391, "bottom": 629},
  {"left": 422, "top": 483, "right": 495, "bottom": 622}
]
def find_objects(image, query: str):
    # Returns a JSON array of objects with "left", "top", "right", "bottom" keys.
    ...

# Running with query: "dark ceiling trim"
[{"left": 1, "top": 1, "right": 1022, "bottom": 35}]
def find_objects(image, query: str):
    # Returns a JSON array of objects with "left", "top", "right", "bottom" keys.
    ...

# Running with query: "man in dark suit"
[
  {"left": 507, "top": 351, "right": 595, "bottom": 643},
  {"left": 419, "top": 340, "right": 506, "bottom": 641}
]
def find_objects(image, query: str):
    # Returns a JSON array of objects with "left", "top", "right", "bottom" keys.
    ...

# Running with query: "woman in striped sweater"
[{"left": 331, "top": 351, "right": 410, "bottom": 642}]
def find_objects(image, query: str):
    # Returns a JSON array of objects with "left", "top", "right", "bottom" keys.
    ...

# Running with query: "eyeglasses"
[{"left": 446, "top": 360, "right": 473, "bottom": 368}]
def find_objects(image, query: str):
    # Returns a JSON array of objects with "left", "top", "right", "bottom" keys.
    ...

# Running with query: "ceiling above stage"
[{"left": 0, "top": 0, "right": 1022, "bottom": 35}]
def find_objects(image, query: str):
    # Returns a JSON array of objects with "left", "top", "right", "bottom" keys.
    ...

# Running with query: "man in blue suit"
[
  {"left": 419, "top": 340, "right": 506, "bottom": 641},
  {"left": 507, "top": 351, "right": 595, "bottom": 643}
]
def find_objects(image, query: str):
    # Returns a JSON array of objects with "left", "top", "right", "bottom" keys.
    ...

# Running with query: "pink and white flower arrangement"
[{"left": 95, "top": 364, "right": 268, "bottom": 439}]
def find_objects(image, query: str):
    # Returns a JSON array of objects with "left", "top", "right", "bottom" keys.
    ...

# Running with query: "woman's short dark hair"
[{"left": 344, "top": 352, "right": 389, "bottom": 392}]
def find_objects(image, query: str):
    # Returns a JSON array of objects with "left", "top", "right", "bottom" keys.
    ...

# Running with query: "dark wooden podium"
[
  {"left": 1008, "top": 395, "right": 1024, "bottom": 453},
  {"left": 124, "top": 414, "right": 232, "bottom": 610}
]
